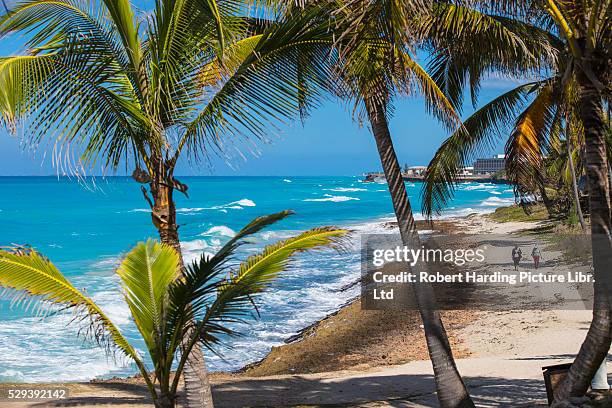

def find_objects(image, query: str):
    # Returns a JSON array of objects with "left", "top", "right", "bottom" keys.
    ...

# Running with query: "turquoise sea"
[{"left": 0, "top": 176, "right": 514, "bottom": 382}]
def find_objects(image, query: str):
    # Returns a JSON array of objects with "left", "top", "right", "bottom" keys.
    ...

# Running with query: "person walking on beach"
[
  {"left": 532, "top": 244, "right": 541, "bottom": 269},
  {"left": 512, "top": 245, "right": 522, "bottom": 270}
]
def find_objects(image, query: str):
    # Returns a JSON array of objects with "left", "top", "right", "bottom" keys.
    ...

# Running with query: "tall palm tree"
[
  {"left": 420, "top": 1, "right": 611, "bottom": 401},
  {"left": 327, "top": 1, "right": 477, "bottom": 405},
  {"left": 0, "top": 1, "right": 336, "bottom": 405},
  {"left": 330, "top": 1, "right": 558, "bottom": 405},
  {"left": 0, "top": 211, "right": 348, "bottom": 408},
  {"left": 536, "top": 2, "right": 611, "bottom": 402}
]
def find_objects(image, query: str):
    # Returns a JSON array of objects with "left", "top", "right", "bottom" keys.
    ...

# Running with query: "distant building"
[
  {"left": 474, "top": 155, "right": 506, "bottom": 174},
  {"left": 459, "top": 166, "right": 474, "bottom": 176},
  {"left": 406, "top": 166, "right": 427, "bottom": 176}
]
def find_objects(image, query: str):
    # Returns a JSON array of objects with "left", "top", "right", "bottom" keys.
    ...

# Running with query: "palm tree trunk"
[
  {"left": 567, "top": 135, "right": 587, "bottom": 231},
  {"left": 149, "top": 165, "right": 215, "bottom": 408},
  {"left": 554, "top": 70, "right": 612, "bottom": 403},
  {"left": 154, "top": 394, "right": 176, "bottom": 408},
  {"left": 364, "top": 96, "right": 474, "bottom": 408},
  {"left": 538, "top": 183, "right": 554, "bottom": 216}
]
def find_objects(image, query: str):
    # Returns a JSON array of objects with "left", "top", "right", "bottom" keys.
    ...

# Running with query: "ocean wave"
[
  {"left": 181, "top": 239, "right": 210, "bottom": 252},
  {"left": 441, "top": 207, "right": 488, "bottom": 217},
  {"left": 176, "top": 207, "right": 207, "bottom": 214},
  {"left": 283, "top": 179, "right": 292, "bottom": 183},
  {"left": 231, "top": 199, "right": 256, "bottom": 207},
  {"left": 0, "top": 369, "right": 25, "bottom": 382},
  {"left": 325, "top": 187, "right": 367, "bottom": 192},
  {"left": 303, "top": 194, "right": 360, "bottom": 202},
  {"left": 260, "top": 230, "right": 296, "bottom": 241},
  {"left": 480, "top": 196, "right": 515, "bottom": 207},
  {"left": 202, "top": 225, "right": 236, "bottom": 237},
  {"left": 128, "top": 208, "right": 150, "bottom": 213},
  {"left": 132, "top": 198, "right": 257, "bottom": 216},
  {"left": 0, "top": 289, "right": 136, "bottom": 382},
  {"left": 206, "top": 198, "right": 256, "bottom": 212},
  {"left": 462, "top": 183, "right": 497, "bottom": 191},
  {"left": 92, "top": 257, "right": 121, "bottom": 270}
]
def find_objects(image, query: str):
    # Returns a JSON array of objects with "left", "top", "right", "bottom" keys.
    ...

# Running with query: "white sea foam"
[
  {"left": 231, "top": 199, "right": 256, "bottom": 207},
  {"left": 202, "top": 225, "right": 236, "bottom": 237},
  {"left": 134, "top": 198, "right": 257, "bottom": 216},
  {"left": 92, "top": 257, "right": 121, "bottom": 270},
  {"left": 283, "top": 179, "right": 292, "bottom": 183},
  {"left": 0, "top": 287, "right": 136, "bottom": 382},
  {"left": 303, "top": 194, "right": 359, "bottom": 202},
  {"left": 325, "top": 187, "right": 367, "bottom": 192},
  {"left": 463, "top": 183, "right": 498, "bottom": 191},
  {"left": 441, "top": 207, "right": 488, "bottom": 217},
  {"left": 181, "top": 239, "right": 209, "bottom": 252},
  {"left": 128, "top": 208, "right": 150, "bottom": 213},
  {"left": 176, "top": 207, "right": 207, "bottom": 214},
  {"left": 480, "top": 196, "right": 515, "bottom": 207}
]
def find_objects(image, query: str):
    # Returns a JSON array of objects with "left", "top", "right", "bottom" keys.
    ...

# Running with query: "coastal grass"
[{"left": 486, "top": 204, "right": 550, "bottom": 223}]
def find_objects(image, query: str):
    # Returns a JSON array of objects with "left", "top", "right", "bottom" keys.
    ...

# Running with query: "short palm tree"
[{"left": 0, "top": 210, "right": 348, "bottom": 408}]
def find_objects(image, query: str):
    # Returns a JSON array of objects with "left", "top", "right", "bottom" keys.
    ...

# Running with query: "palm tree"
[
  {"left": 0, "top": 1, "right": 337, "bottom": 405},
  {"left": 326, "top": 1, "right": 477, "bottom": 406},
  {"left": 0, "top": 211, "right": 348, "bottom": 408},
  {"left": 420, "top": 1, "right": 611, "bottom": 401},
  {"left": 545, "top": 118, "right": 587, "bottom": 230},
  {"left": 537, "top": 2, "right": 611, "bottom": 402}
]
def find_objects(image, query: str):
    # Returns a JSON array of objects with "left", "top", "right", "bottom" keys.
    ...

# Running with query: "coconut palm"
[
  {"left": 0, "top": 210, "right": 348, "bottom": 408},
  {"left": 326, "top": 1, "right": 559, "bottom": 405},
  {"left": 538, "top": 4, "right": 612, "bottom": 399},
  {"left": 0, "top": 1, "right": 337, "bottom": 405},
  {"left": 324, "top": 1, "right": 479, "bottom": 405},
  {"left": 420, "top": 1, "right": 611, "bottom": 400}
]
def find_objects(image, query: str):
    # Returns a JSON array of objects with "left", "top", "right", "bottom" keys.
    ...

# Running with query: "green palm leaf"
[
  {"left": 421, "top": 80, "right": 546, "bottom": 217},
  {"left": 505, "top": 81, "right": 557, "bottom": 195},
  {"left": 117, "top": 239, "right": 181, "bottom": 354},
  {"left": 228, "top": 226, "right": 349, "bottom": 291},
  {"left": 420, "top": 2, "right": 559, "bottom": 111},
  {"left": 169, "top": 223, "right": 349, "bottom": 394},
  {"left": 0, "top": 248, "right": 141, "bottom": 364}
]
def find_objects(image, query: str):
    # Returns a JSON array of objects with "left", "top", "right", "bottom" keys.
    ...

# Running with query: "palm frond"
[
  {"left": 0, "top": 248, "right": 141, "bottom": 363},
  {"left": 420, "top": 2, "right": 558, "bottom": 111},
  {"left": 116, "top": 240, "right": 181, "bottom": 353},
  {"left": 169, "top": 223, "right": 348, "bottom": 393},
  {"left": 163, "top": 210, "right": 296, "bottom": 358},
  {"left": 227, "top": 226, "right": 349, "bottom": 291},
  {"left": 399, "top": 51, "right": 462, "bottom": 130},
  {"left": 421, "top": 80, "right": 546, "bottom": 217},
  {"left": 505, "top": 81, "right": 557, "bottom": 195},
  {"left": 178, "top": 4, "right": 336, "bottom": 160}
]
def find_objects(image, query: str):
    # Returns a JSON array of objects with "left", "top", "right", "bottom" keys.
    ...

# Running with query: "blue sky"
[{"left": 0, "top": 3, "right": 520, "bottom": 176}]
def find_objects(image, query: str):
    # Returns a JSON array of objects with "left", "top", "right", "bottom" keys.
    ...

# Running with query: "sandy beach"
[{"left": 3, "top": 212, "right": 599, "bottom": 407}]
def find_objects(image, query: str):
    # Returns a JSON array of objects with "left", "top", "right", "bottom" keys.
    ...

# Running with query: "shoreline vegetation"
[{"left": 5, "top": 206, "right": 597, "bottom": 407}]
